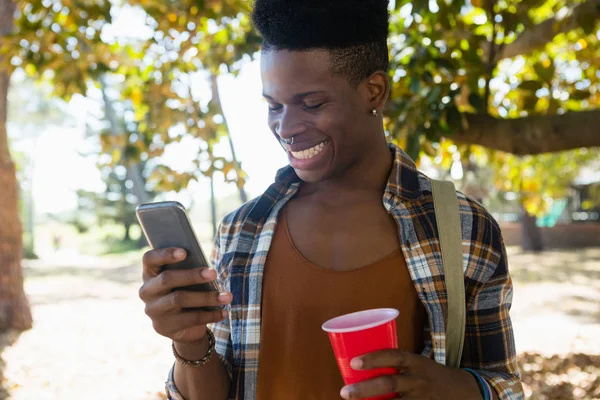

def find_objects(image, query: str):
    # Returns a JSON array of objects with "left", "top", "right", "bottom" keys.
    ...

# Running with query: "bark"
[
  {"left": 123, "top": 222, "right": 131, "bottom": 242},
  {"left": 493, "top": 0, "right": 600, "bottom": 62},
  {"left": 451, "top": 110, "right": 600, "bottom": 155},
  {"left": 209, "top": 173, "right": 217, "bottom": 238},
  {"left": 210, "top": 74, "right": 248, "bottom": 203},
  {"left": 521, "top": 208, "right": 544, "bottom": 252},
  {"left": 0, "top": 0, "right": 33, "bottom": 333}
]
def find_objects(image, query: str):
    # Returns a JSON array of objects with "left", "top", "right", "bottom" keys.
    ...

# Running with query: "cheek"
[{"left": 318, "top": 109, "right": 363, "bottom": 147}]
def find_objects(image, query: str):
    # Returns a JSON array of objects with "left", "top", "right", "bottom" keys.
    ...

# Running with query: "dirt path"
[
  {"left": 2, "top": 247, "right": 599, "bottom": 399},
  {"left": 509, "top": 247, "right": 600, "bottom": 356},
  {"left": 2, "top": 257, "right": 171, "bottom": 400}
]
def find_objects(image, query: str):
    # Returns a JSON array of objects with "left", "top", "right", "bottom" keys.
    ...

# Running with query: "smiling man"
[{"left": 138, "top": 1, "right": 524, "bottom": 399}]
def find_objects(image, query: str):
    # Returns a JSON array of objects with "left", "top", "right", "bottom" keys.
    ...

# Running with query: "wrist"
[
  {"left": 174, "top": 334, "right": 210, "bottom": 361},
  {"left": 441, "top": 367, "right": 485, "bottom": 400},
  {"left": 463, "top": 368, "right": 493, "bottom": 400}
]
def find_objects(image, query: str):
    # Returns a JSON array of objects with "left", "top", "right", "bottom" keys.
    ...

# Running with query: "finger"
[
  {"left": 147, "top": 290, "right": 232, "bottom": 315},
  {"left": 340, "top": 375, "right": 418, "bottom": 399},
  {"left": 139, "top": 267, "right": 218, "bottom": 301},
  {"left": 351, "top": 349, "right": 414, "bottom": 371},
  {"left": 142, "top": 248, "right": 187, "bottom": 280},
  {"left": 153, "top": 308, "right": 228, "bottom": 338}
]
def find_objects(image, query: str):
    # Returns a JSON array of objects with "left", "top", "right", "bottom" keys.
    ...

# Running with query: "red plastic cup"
[{"left": 322, "top": 308, "right": 400, "bottom": 400}]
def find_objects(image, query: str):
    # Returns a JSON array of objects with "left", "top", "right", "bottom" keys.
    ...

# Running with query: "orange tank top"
[{"left": 256, "top": 209, "right": 426, "bottom": 400}]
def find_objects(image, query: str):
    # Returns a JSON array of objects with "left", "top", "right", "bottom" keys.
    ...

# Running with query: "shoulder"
[
  {"left": 216, "top": 166, "right": 299, "bottom": 249},
  {"left": 417, "top": 172, "right": 504, "bottom": 256},
  {"left": 216, "top": 195, "right": 263, "bottom": 246}
]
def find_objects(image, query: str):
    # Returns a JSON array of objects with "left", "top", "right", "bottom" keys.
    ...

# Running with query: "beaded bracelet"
[{"left": 172, "top": 329, "right": 216, "bottom": 368}]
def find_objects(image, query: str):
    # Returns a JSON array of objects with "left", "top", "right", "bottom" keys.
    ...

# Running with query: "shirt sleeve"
[
  {"left": 164, "top": 224, "right": 234, "bottom": 399},
  {"left": 461, "top": 219, "right": 524, "bottom": 400}
]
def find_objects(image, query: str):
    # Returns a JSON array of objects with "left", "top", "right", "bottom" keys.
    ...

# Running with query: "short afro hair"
[{"left": 251, "top": 0, "right": 390, "bottom": 87}]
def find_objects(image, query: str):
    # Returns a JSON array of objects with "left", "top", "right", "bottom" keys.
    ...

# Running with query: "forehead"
[{"left": 260, "top": 49, "right": 341, "bottom": 97}]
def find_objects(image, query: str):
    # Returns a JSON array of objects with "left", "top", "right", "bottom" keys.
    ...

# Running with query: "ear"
[{"left": 366, "top": 71, "right": 390, "bottom": 113}]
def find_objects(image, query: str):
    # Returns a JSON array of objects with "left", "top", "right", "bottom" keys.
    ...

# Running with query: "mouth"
[{"left": 289, "top": 141, "right": 329, "bottom": 160}]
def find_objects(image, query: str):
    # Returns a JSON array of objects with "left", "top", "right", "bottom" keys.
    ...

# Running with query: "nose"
[{"left": 273, "top": 108, "right": 306, "bottom": 142}]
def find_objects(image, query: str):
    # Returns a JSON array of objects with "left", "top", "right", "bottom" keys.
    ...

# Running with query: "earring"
[
  {"left": 280, "top": 135, "right": 295, "bottom": 145},
  {"left": 372, "top": 108, "right": 378, "bottom": 116}
]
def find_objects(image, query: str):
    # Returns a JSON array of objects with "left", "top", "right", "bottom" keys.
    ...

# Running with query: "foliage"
[
  {"left": 384, "top": 0, "right": 600, "bottom": 215},
  {"left": 76, "top": 165, "right": 144, "bottom": 242},
  {"left": 1, "top": 0, "right": 259, "bottom": 196},
  {"left": 440, "top": 142, "right": 600, "bottom": 215},
  {"left": 490, "top": 148, "right": 599, "bottom": 215},
  {"left": 386, "top": 0, "right": 600, "bottom": 155},
  {"left": 2, "top": 0, "right": 599, "bottom": 216}
]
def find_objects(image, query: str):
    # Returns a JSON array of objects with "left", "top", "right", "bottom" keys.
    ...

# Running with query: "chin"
[{"left": 293, "top": 168, "right": 330, "bottom": 183}]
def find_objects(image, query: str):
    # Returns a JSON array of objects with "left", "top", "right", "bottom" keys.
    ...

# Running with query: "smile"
[{"left": 290, "top": 141, "right": 329, "bottom": 160}]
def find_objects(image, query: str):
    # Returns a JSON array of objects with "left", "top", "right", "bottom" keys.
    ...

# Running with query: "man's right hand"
[{"left": 139, "top": 248, "right": 233, "bottom": 354}]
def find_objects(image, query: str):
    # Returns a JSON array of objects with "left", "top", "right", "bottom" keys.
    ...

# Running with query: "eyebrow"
[{"left": 262, "top": 91, "right": 328, "bottom": 102}]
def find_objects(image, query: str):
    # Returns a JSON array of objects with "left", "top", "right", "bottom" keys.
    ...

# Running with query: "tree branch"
[
  {"left": 450, "top": 110, "right": 600, "bottom": 155},
  {"left": 494, "top": 0, "right": 600, "bottom": 62}
]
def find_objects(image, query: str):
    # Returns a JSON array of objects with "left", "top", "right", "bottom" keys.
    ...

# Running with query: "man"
[{"left": 138, "top": 0, "right": 523, "bottom": 399}]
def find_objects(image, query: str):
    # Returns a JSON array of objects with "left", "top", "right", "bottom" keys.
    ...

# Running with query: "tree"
[
  {"left": 0, "top": 0, "right": 32, "bottom": 333},
  {"left": 384, "top": 0, "right": 600, "bottom": 250},
  {"left": 8, "top": 75, "right": 75, "bottom": 258},
  {"left": 76, "top": 167, "right": 145, "bottom": 243},
  {"left": 386, "top": 0, "right": 600, "bottom": 156},
  {"left": 3, "top": 0, "right": 258, "bottom": 237}
]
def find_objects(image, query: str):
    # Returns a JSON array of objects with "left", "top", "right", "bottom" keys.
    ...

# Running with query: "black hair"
[{"left": 251, "top": 0, "right": 390, "bottom": 87}]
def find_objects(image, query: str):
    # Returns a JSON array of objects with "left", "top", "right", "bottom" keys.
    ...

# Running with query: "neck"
[{"left": 300, "top": 135, "right": 393, "bottom": 200}]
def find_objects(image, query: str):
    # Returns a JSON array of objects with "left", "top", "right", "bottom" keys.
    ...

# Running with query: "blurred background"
[{"left": 0, "top": 0, "right": 599, "bottom": 399}]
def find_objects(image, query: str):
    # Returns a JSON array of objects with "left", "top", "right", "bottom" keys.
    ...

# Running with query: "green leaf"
[
  {"left": 519, "top": 80, "right": 544, "bottom": 92},
  {"left": 449, "top": 85, "right": 462, "bottom": 98},
  {"left": 412, "top": 0, "right": 427, "bottom": 14},
  {"left": 464, "top": 46, "right": 482, "bottom": 64},
  {"left": 406, "top": 132, "right": 421, "bottom": 161},
  {"left": 410, "top": 76, "right": 421, "bottom": 94},
  {"left": 579, "top": 12, "right": 597, "bottom": 35},
  {"left": 423, "top": 71, "right": 434, "bottom": 84},
  {"left": 534, "top": 61, "right": 555, "bottom": 83},
  {"left": 523, "top": 93, "right": 539, "bottom": 111},
  {"left": 469, "top": 93, "right": 483, "bottom": 110},
  {"left": 446, "top": 106, "right": 462, "bottom": 132},
  {"left": 435, "top": 58, "right": 455, "bottom": 71},
  {"left": 570, "top": 89, "right": 591, "bottom": 101},
  {"left": 427, "top": 86, "right": 442, "bottom": 103},
  {"left": 519, "top": 0, "right": 546, "bottom": 9}
]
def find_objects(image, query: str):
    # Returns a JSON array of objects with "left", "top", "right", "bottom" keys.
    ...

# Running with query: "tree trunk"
[
  {"left": 123, "top": 222, "right": 131, "bottom": 242},
  {"left": 210, "top": 74, "right": 248, "bottom": 203},
  {"left": 0, "top": 0, "right": 33, "bottom": 333},
  {"left": 210, "top": 172, "right": 217, "bottom": 238},
  {"left": 520, "top": 208, "right": 544, "bottom": 252}
]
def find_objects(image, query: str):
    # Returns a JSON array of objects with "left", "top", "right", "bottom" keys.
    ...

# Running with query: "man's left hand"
[{"left": 339, "top": 349, "right": 483, "bottom": 400}]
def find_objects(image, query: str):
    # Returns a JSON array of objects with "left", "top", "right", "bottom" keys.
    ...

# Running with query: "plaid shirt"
[{"left": 166, "top": 144, "right": 523, "bottom": 400}]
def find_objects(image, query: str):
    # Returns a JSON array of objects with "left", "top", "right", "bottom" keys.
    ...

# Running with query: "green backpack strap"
[{"left": 431, "top": 179, "right": 466, "bottom": 368}]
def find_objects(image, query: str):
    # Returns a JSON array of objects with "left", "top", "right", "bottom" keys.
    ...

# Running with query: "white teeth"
[{"left": 291, "top": 142, "right": 327, "bottom": 160}]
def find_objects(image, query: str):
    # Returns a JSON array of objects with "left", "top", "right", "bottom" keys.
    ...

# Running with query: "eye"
[
  {"left": 303, "top": 103, "right": 324, "bottom": 111},
  {"left": 268, "top": 104, "right": 283, "bottom": 113}
]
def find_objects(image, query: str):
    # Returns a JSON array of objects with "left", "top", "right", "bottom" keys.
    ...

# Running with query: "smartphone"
[{"left": 136, "top": 201, "right": 221, "bottom": 309}]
